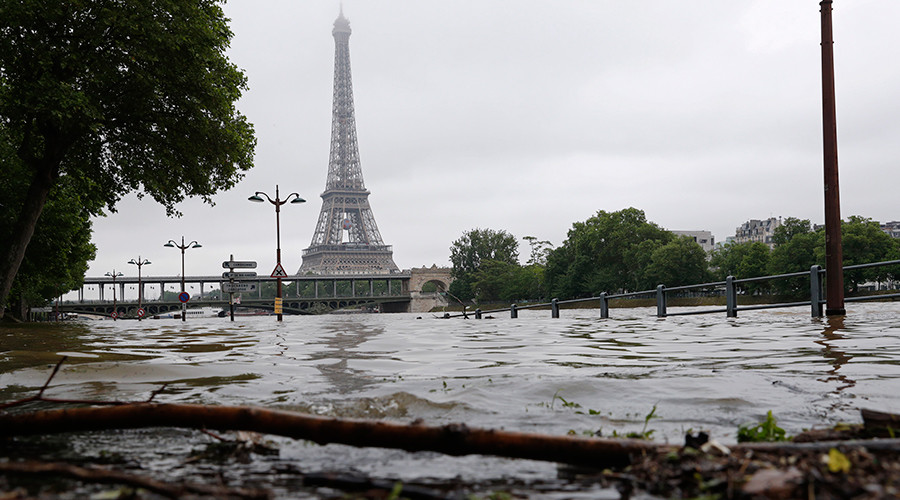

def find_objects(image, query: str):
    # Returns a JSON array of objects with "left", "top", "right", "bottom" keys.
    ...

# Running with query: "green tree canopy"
[
  {"left": 771, "top": 217, "right": 812, "bottom": 247},
  {"left": 0, "top": 0, "right": 256, "bottom": 318},
  {"left": 708, "top": 240, "right": 771, "bottom": 294},
  {"left": 545, "top": 208, "right": 673, "bottom": 298},
  {"left": 1, "top": 132, "right": 98, "bottom": 318},
  {"left": 449, "top": 228, "right": 519, "bottom": 276},
  {"left": 641, "top": 236, "right": 710, "bottom": 290},
  {"left": 840, "top": 216, "right": 900, "bottom": 292},
  {"left": 448, "top": 228, "right": 519, "bottom": 302},
  {"left": 767, "top": 216, "right": 899, "bottom": 296}
]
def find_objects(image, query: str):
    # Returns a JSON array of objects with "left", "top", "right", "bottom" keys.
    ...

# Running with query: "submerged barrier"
[{"left": 453, "top": 259, "right": 900, "bottom": 320}]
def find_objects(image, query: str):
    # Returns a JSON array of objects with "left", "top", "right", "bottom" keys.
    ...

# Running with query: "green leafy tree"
[
  {"left": 709, "top": 241, "right": 771, "bottom": 294},
  {"left": 449, "top": 228, "right": 519, "bottom": 301},
  {"left": 767, "top": 216, "right": 898, "bottom": 296},
  {"left": 840, "top": 216, "right": 900, "bottom": 292},
  {"left": 522, "top": 235, "right": 553, "bottom": 266},
  {"left": 0, "top": 0, "right": 256, "bottom": 319},
  {"left": 772, "top": 217, "right": 812, "bottom": 247},
  {"left": 641, "top": 236, "right": 710, "bottom": 290},
  {"left": 470, "top": 259, "right": 518, "bottom": 303},
  {"left": 545, "top": 208, "right": 673, "bottom": 298},
  {"left": 768, "top": 230, "right": 822, "bottom": 297},
  {"left": 1, "top": 128, "right": 98, "bottom": 319}
]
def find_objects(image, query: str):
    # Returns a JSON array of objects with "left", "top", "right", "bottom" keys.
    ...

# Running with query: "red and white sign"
[
  {"left": 137, "top": 308, "right": 145, "bottom": 318},
  {"left": 270, "top": 263, "right": 288, "bottom": 278}
]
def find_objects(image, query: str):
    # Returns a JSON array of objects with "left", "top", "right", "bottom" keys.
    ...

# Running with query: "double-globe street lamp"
[
  {"left": 127, "top": 257, "right": 151, "bottom": 321},
  {"left": 104, "top": 270, "right": 123, "bottom": 320},
  {"left": 164, "top": 237, "right": 201, "bottom": 322},
  {"left": 248, "top": 185, "right": 305, "bottom": 321}
]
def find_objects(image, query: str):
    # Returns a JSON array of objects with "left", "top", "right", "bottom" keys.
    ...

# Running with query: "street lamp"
[
  {"left": 164, "top": 237, "right": 201, "bottom": 322},
  {"left": 104, "top": 270, "right": 124, "bottom": 320},
  {"left": 249, "top": 185, "right": 305, "bottom": 321},
  {"left": 127, "top": 256, "right": 151, "bottom": 321}
]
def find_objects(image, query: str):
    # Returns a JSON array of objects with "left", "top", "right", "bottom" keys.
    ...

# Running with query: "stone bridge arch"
[{"left": 408, "top": 266, "right": 453, "bottom": 313}]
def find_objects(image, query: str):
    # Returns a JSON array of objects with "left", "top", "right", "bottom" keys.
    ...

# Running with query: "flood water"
[{"left": 2, "top": 302, "right": 899, "bottom": 497}]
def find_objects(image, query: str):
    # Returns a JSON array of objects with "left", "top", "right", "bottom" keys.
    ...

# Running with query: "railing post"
[
  {"left": 551, "top": 298, "right": 559, "bottom": 318},
  {"left": 475, "top": 308, "right": 482, "bottom": 319},
  {"left": 726, "top": 276, "right": 737, "bottom": 318},
  {"left": 510, "top": 303, "right": 518, "bottom": 319},
  {"left": 810, "top": 265, "right": 824, "bottom": 318},
  {"left": 656, "top": 284, "right": 666, "bottom": 317},
  {"left": 599, "top": 292, "right": 609, "bottom": 319}
]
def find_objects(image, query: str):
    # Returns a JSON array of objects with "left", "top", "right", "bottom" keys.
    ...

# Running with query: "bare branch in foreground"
[{"left": 0, "top": 403, "right": 656, "bottom": 469}]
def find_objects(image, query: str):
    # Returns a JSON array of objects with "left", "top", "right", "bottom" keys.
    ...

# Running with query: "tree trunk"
[{"left": 0, "top": 159, "right": 57, "bottom": 320}]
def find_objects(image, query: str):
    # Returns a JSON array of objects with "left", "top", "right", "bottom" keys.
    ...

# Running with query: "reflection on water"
[
  {"left": 2, "top": 303, "right": 900, "bottom": 445},
  {"left": 815, "top": 315, "right": 856, "bottom": 406},
  {"left": 307, "top": 319, "right": 386, "bottom": 395}
]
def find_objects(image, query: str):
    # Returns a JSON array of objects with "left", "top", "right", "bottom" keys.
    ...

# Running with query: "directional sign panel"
[
  {"left": 222, "top": 271, "right": 257, "bottom": 279},
  {"left": 222, "top": 282, "right": 258, "bottom": 293},
  {"left": 222, "top": 261, "right": 257, "bottom": 269}
]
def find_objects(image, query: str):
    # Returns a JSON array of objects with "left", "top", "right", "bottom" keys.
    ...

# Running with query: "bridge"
[{"left": 57, "top": 267, "right": 453, "bottom": 318}]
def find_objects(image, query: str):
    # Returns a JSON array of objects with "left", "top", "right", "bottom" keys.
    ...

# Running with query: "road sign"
[
  {"left": 222, "top": 271, "right": 257, "bottom": 279},
  {"left": 222, "top": 282, "right": 258, "bottom": 293},
  {"left": 137, "top": 308, "right": 145, "bottom": 318},
  {"left": 178, "top": 292, "right": 190, "bottom": 303},
  {"left": 274, "top": 297, "right": 283, "bottom": 314},
  {"left": 222, "top": 261, "right": 257, "bottom": 269},
  {"left": 110, "top": 311, "right": 118, "bottom": 319},
  {"left": 271, "top": 263, "right": 288, "bottom": 278}
]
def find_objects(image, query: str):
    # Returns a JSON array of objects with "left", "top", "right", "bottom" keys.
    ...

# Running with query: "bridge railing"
[{"left": 447, "top": 259, "right": 900, "bottom": 320}]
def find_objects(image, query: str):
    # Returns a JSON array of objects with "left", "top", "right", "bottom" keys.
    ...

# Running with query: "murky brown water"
[{"left": 2, "top": 303, "right": 899, "bottom": 497}]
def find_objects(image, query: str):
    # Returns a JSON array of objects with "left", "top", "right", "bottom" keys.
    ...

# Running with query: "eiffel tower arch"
[{"left": 299, "top": 9, "right": 400, "bottom": 276}]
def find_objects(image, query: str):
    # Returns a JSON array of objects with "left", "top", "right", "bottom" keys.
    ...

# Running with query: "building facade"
[
  {"left": 730, "top": 217, "right": 782, "bottom": 248},
  {"left": 671, "top": 230, "right": 716, "bottom": 253}
]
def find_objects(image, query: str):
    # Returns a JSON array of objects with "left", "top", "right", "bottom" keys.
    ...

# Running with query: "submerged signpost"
[{"left": 223, "top": 256, "right": 257, "bottom": 321}]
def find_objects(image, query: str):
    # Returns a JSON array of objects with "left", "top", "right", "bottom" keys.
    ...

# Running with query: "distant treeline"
[{"left": 448, "top": 208, "right": 900, "bottom": 304}]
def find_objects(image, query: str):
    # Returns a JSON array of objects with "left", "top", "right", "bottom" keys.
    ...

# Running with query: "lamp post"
[
  {"left": 128, "top": 256, "right": 151, "bottom": 321},
  {"left": 249, "top": 185, "right": 305, "bottom": 321},
  {"left": 104, "top": 270, "right": 123, "bottom": 320},
  {"left": 164, "top": 237, "right": 201, "bottom": 322}
]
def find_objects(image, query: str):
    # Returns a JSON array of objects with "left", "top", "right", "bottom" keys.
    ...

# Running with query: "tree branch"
[{"left": 0, "top": 403, "right": 656, "bottom": 469}]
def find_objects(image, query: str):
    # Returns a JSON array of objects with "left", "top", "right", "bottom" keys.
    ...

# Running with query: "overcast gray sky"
[{"left": 84, "top": 0, "right": 900, "bottom": 282}]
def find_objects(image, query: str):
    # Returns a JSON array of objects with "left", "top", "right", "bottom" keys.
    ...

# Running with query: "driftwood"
[
  {"left": 861, "top": 408, "right": 900, "bottom": 436},
  {"left": 0, "top": 403, "right": 658, "bottom": 469},
  {"left": 3, "top": 358, "right": 900, "bottom": 476}
]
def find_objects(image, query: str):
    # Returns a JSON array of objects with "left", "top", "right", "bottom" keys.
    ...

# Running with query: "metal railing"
[{"left": 448, "top": 259, "right": 900, "bottom": 320}]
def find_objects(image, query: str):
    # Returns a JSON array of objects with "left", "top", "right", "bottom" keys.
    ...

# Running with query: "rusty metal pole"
[{"left": 820, "top": 0, "right": 845, "bottom": 315}]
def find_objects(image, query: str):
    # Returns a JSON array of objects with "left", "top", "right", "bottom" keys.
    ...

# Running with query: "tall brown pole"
[{"left": 820, "top": 0, "right": 845, "bottom": 315}]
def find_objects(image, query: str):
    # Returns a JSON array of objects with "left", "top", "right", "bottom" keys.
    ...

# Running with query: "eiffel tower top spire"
[
  {"left": 299, "top": 8, "right": 399, "bottom": 275},
  {"left": 333, "top": 5, "right": 350, "bottom": 36}
]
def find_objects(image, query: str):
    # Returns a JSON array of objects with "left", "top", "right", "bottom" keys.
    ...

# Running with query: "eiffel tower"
[{"left": 299, "top": 9, "right": 400, "bottom": 275}]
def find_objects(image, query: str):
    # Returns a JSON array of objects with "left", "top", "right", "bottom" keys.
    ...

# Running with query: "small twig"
[
  {"left": 0, "top": 357, "right": 162, "bottom": 411},
  {"left": 37, "top": 356, "right": 68, "bottom": 397},
  {"left": 147, "top": 383, "right": 169, "bottom": 402},
  {"left": 200, "top": 427, "right": 230, "bottom": 442}
]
